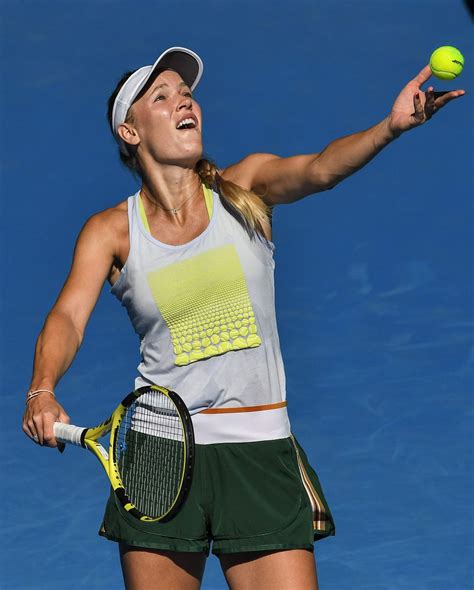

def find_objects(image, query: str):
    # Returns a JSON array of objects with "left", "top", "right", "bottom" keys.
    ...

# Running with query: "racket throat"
[{"left": 84, "top": 439, "right": 110, "bottom": 472}]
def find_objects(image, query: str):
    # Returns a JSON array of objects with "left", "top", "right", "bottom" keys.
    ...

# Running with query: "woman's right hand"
[{"left": 22, "top": 393, "right": 70, "bottom": 448}]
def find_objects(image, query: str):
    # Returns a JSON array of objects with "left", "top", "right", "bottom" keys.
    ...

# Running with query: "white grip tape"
[{"left": 53, "top": 422, "right": 85, "bottom": 446}]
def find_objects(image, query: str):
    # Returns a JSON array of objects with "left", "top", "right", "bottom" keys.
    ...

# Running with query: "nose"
[{"left": 177, "top": 95, "right": 193, "bottom": 111}]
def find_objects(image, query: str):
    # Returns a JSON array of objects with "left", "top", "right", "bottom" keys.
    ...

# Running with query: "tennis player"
[{"left": 23, "top": 47, "right": 464, "bottom": 589}]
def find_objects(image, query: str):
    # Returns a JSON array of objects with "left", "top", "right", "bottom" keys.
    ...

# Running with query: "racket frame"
[{"left": 54, "top": 385, "right": 195, "bottom": 523}]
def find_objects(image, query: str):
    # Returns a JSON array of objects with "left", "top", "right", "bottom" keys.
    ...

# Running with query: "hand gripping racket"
[{"left": 53, "top": 385, "right": 195, "bottom": 522}]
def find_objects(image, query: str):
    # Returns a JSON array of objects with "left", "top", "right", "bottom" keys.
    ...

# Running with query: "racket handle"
[{"left": 54, "top": 422, "right": 86, "bottom": 447}]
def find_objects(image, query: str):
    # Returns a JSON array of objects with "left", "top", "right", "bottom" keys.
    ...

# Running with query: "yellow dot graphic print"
[{"left": 147, "top": 245, "right": 262, "bottom": 366}]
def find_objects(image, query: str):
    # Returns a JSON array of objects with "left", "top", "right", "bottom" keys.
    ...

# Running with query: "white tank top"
[{"left": 111, "top": 185, "right": 290, "bottom": 444}]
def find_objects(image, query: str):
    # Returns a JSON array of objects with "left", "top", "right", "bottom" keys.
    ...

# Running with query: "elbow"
[
  {"left": 308, "top": 170, "right": 340, "bottom": 193},
  {"left": 324, "top": 174, "right": 343, "bottom": 191},
  {"left": 46, "top": 307, "right": 85, "bottom": 350},
  {"left": 307, "top": 158, "right": 341, "bottom": 193}
]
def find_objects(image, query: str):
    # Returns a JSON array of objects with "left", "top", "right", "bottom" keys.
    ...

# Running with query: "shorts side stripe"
[{"left": 290, "top": 435, "right": 329, "bottom": 533}]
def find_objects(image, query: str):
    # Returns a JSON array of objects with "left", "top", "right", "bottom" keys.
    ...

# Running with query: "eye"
[
  {"left": 154, "top": 94, "right": 166, "bottom": 102},
  {"left": 184, "top": 91, "right": 193, "bottom": 98}
]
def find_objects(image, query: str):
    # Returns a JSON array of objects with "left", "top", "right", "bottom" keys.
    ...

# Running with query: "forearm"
[
  {"left": 28, "top": 309, "right": 83, "bottom": 392},
  {"left": 314, "top": 116, "right": 400, "bottom": 189}
]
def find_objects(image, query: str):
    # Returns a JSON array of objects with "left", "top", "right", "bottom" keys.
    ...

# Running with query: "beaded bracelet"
[{"left": 26, "top": 389, "right": 56, "bottom": 405}]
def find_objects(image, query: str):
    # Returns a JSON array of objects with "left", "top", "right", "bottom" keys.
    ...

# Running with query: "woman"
[{"left": 22, "top": 47, "right": 464, "bottom": 589}]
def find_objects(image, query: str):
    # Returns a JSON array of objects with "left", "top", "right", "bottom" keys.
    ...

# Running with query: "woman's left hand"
[{"left": 388, "top": 65, "right": 465, "bottom": 137}]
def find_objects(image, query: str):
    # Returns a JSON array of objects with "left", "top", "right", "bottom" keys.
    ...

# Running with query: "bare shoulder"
[
  {"left": 51, "top": 199, "right": 130, "bottom": 322},
  {"left": 84, "top": 199, "right": 128, "bottom": 231},
  {"left": 221, "top": 150, "right": 326, "bottom": 205},
  {"left": 220, "top": 153, "right": 280, "bottom": 191},
  {"left": 78, "top": 199, "right": 128, "bottom": 246},
  {"left": 220, "top": 155, "right": 277, "bottom": 241}
]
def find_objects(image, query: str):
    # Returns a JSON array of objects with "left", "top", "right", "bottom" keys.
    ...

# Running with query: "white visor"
[{"left": 111, "top": 47, "right": 204, "bottom": 155}]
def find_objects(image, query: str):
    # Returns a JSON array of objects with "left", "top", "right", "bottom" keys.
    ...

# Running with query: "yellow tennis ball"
[{"left": 429, "top": 46, "right": 464, "bottom": 80}]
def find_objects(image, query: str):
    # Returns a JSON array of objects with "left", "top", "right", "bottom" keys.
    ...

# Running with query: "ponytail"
[{"left": 196, "top": 158, "right": 271, "bottom": 240}]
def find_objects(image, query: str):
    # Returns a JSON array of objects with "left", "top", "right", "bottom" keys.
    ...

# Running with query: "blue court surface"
[{"left": 1, "top": 1, "right": 472, "bottom": 588}]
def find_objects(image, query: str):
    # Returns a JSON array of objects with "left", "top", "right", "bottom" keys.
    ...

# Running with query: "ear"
[{"left": 117, "top": 122, "right": 140, "bottom": 148}]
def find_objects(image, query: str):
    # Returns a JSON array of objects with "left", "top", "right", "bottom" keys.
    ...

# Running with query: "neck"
[{"left": 140, "top": 165, "right": 202, "bottom": 213}]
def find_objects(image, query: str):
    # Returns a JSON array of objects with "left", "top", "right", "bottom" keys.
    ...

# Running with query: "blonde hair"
[
  {"left": 195, "top": 158, "right": 271, "bottom": 239},
  {"left": 107, "top": 71, "right": 271, "bottom": 239}
]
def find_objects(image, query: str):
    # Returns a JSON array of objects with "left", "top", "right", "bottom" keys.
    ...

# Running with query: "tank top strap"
[
  {"left": 128, "top": 191, "right": 141, "bottom": 247},
  {"left": 203, "top": 183, "right": 213, "bottom": 219},
  {"left": 134, "top": 184, "right": 213, "bottom": 237},
  {"left": 137, "top": 192, "right": 151, "bottom": 233}
]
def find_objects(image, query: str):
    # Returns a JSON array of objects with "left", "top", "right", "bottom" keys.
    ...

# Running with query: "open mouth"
[{"left": 176, "top": 118, "right": 197, "bottom": 130}]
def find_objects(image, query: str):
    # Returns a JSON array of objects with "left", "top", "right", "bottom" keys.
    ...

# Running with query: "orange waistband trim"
[{"left": 200, "top": 401, "right": 287, "bottom": 414}]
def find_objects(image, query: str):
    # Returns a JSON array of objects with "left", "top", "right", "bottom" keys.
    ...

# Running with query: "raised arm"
[
  {"left": 223, "top": 65, "right": 464, "bottom": 205},
  {"left": 22, "top": 210, "right": 119, "bottom": 447}
]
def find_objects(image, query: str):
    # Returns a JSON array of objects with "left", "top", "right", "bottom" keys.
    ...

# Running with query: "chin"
[
  {"left": 169, "top": 153, "right": 203, "bottom": 170},
  {"left": 180, "top": 144, "right": 204, "bottom": 167}
]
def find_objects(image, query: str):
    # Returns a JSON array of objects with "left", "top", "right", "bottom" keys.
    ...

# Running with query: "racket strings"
[{"left": 116, "top": 391, "right": 185, "bottom": 518}]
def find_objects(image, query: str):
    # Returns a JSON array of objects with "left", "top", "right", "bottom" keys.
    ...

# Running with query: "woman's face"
[{"left": 122, "top": 69, "right": 203, "bottom": 167}]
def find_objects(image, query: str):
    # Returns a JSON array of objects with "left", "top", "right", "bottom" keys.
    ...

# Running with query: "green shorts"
[{"left": 99, "top": 435, "right": 335, "bottom": 555}]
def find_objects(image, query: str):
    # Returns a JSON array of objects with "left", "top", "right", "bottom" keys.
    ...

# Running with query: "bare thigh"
[
  {"left": 219, "top": 548, "right": 318, "bottom": 590},
  {"left": 119, "top": 543, "right": 207, "bottom": 590}
]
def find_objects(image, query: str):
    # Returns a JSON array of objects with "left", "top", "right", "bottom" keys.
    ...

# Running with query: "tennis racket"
[{"left": 53, "top": 384, "right": 195, "bottom": 523}]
